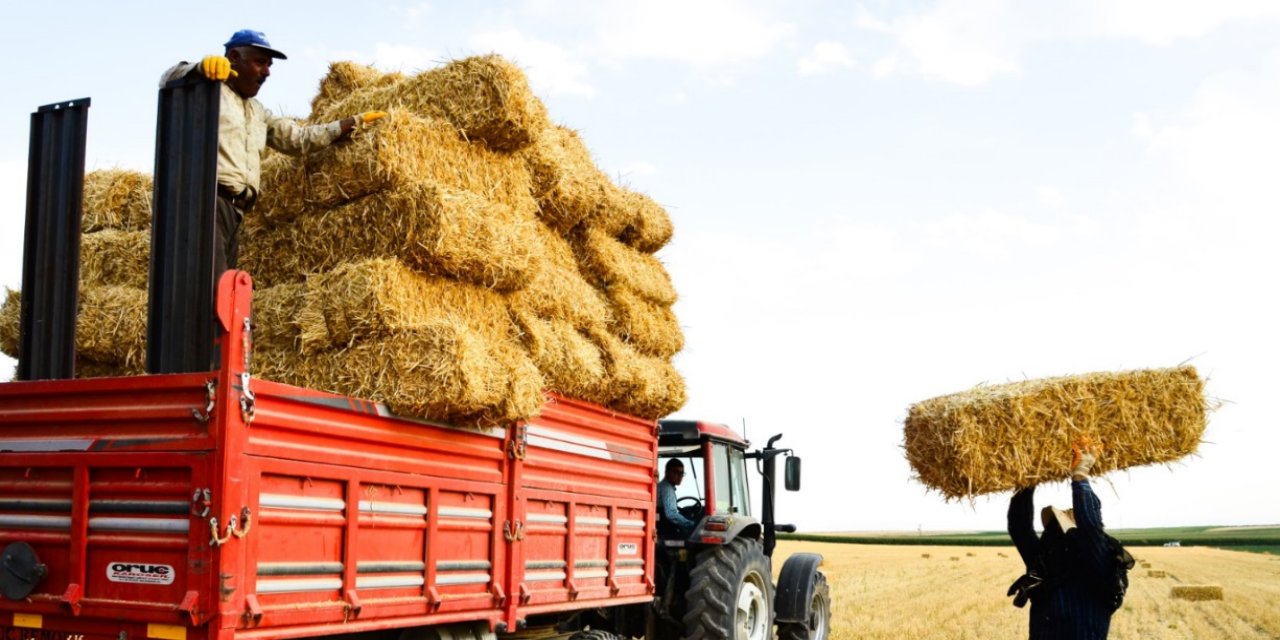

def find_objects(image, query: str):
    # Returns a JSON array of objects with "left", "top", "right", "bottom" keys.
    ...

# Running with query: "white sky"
[{"left": 1, "top": 1, "right": 1277, "bottom": 532}]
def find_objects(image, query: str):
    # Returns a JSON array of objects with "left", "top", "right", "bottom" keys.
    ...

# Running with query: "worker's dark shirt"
[{"left": 1008, "top": 481, "right": 1114, "bottom": 640}]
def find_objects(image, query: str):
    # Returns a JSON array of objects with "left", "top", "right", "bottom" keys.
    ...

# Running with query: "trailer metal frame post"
[
  {"left": 147, "top": 75, "right": 220, "bottom": 374},
  {"left": 18, "top": 98, "right": 90, "bottom": 381}
]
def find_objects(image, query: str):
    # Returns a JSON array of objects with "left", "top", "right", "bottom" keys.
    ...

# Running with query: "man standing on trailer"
[{"left": 160, "top": 29, "right": 388, "bottom": 275}]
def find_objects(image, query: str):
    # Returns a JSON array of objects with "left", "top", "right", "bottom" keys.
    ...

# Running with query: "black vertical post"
[
  {"left": 147, "top": 76, "right": 220, "bottom": 374},
  {"left": 18, "top": 98, "right": 90, "bottom": 381},
  {"left": 761, "top": 435, "right": 783, "bottom": 558}
]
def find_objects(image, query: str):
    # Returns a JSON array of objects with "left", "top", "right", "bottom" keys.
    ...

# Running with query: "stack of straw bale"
[
  {"left": 903, "top": 366, "right": 1207, "bottom": 499},
  {"left": 240, "top": 56, "right": 684, "bottom": 423},
  {"left": 0, "top": 169, "right": 153, "bottom": 378},
  {"left": 0, "top": 57, "right": 687, "bottom": 425}
]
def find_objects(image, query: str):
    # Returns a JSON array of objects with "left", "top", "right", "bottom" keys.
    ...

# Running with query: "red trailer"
[{"left": 0, "top": 271, "right": 657, "bottom": 640}]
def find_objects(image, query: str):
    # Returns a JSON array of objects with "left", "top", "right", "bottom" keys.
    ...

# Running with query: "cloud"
[
  {"left": 798, "top": 42, "right": 855, "bottom": 77},
  {"left": 590, "top": 0, "right": 797, "bottom": 68},
  {"left": 471, "top": 29, "right": 595, "bottom": 98},
  {"left": 1135, "top": 51, "right": 1280, "bottom": 207},
  {"left": 922, "top": 209, "right": 1065, "bottom": 257},
  {"left": 856, "top": 0, "right": 1280, "bottom": 87}
]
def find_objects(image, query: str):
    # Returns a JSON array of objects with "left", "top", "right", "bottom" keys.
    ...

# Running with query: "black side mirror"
[{"left": 784, "top": 456, "right": 801, "bottom": 491}]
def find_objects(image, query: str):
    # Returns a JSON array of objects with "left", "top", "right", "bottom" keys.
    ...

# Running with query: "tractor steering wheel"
[{"left": 676, "top": 495, "right": 704, "bottom": 521}]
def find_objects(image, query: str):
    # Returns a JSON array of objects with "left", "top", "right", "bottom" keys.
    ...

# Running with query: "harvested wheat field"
[{"left": 776, "top": 540, "right": 1280, "bottom": 639}]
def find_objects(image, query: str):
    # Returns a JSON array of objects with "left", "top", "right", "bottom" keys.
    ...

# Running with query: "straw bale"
[
  {"left": 522, "top": 125, "right": 613, "bottom": 233},
  {"left": 80, "top": 230, "right": 149, "bottom": 288},
  {"left": 2, "top": 286, "right": 150, "bottom": 371},
  {"left": 260, "top": 110, "right": 537, "bottom": 219},
  {"left": 511, "top": 310, "right": 607, "bottom": 399},
  {"left": 295, "top": 259, "right": 513, "bottom": 354},
  {"left": 509, "top": 224, "right": 611, "bottom": 330},
  {"left": 571, "top": 227, "right": 677, "bottom": 306},
  {"left": 250, "top": 283, "right": 308, "bottom": 354},
  {"left": 310, "top": 62, "right": 405, "bottom": 119},
  {"left": 1170, "top": 585, "right": 1223, "bottom": 601},
  {"left": 1148, "top": 570, "right": 1167, "bottom": 578},
  {"left": 240, "top": 183, "right": 544, "bottom": 291},
  {"left": 75, "top": 286, "right": 147, "bottom": 370},
  {"left": 615, "top": 188, "right": 674, "bottom": 253},
  {"left": 603, "top": 285, "right": 683, "bottom": 358},
  {"left": 0, "top": 290, "right": 19, "bottom": 359},
  {"left": 82, "top": 169, "right": 152, "bottom": 232},
  {"left": 310, "top": 55, "right": 549, "bottom": 153},
  {"left": 255, "top": 321, "right": 545, "bottom": 426},
  {"left": 588, "top": 328, "right": 687, "bottom": 419},
  {"left": 903, "top": 366, "right": 1208, "bottom": 499}
]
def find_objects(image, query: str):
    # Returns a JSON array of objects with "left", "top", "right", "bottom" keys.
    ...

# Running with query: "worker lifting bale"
[{"left": 903, "top": 366, "right": 1208, "bottom": 499}]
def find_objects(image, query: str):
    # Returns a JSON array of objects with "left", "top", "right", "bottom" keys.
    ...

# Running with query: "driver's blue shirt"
[{"left": 658, "top": 479, "right": 695, "bottom": 529}]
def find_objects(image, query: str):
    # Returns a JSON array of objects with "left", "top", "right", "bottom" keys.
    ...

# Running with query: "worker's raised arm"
[
  {"left": 159, "top": 56, "right": 239, "bottom": 87},
  {"left": 1007, "top": 486, "right": 1039, "bottom": 567}
]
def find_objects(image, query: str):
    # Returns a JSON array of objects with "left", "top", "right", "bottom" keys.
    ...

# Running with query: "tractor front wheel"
[
  {"left": 777, "top": 571, "right": 831, "bottom": 640},
  {"left": 682, "top": 537, "right": 773, "bottom": 640}
]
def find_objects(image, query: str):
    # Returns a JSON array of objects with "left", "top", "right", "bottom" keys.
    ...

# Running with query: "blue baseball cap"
[{"left": 223, "top": 29, "right": 287, "bottom": 60}]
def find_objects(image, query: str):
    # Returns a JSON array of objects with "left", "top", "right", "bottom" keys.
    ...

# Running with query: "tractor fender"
[
  {"left": 714, "top": 519, "right": 762, "bottom": 545},
  {"left": 774, "top": 552, "right": 824, "bottom": 624}
]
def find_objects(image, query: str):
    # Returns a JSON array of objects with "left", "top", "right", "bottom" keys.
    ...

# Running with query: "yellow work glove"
[
  {"left": 358, "top": 111, "right": 388, "bottom": 125},
  {"left": 200, "top": 55, "right": 238, "bottom": 81}
]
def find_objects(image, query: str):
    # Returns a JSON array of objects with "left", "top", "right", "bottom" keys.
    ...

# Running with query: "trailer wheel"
[
  {"left": 777, "top": 571, "right": 830, "bottom": 640},
  {"left": 683, "top": 537, "right": 772, "bottom": 640}
]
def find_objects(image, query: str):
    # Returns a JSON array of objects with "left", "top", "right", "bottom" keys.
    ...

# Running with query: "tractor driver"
[
  {"left": 657, "top": 458, "right": 696, "bottom": 537},
  {"left": 159, "top": 29, "right": 389, "bottom": 276}
]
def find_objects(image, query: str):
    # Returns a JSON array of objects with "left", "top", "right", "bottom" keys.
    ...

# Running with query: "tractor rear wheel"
[
  {"left": 682, "top": 537, "right": 772, "bottom": 640},
  {"left": 777, "top": 571, "right": 830, "bottom": 640}
]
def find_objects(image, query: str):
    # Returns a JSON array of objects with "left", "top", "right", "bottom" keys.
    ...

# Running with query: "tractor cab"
[
  {"left": 650, "top": 420, "right": 826, "bottom": 640},
  {"left": 656, "top": 420, "right": 801, "bottom": 556}
]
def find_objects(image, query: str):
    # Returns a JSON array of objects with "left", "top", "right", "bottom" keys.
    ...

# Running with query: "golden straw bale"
[
  {"left": 240, "top": 183, "right": 544, "bottom": 291},
  {"left": 296, "top": 259, "right": 513, "bottom": 354},
  {"left": 571, "top": 227, "right": 677, "bottom": 306},
  {"left": 1170, "top": 585, "right": 1223, "bottom": 601},
  {"left": 509, "top": 224, "right": 611, "bottom": 330},
  {"left": 603, "top": 285, "right": 683, "bottom": 358},
  {"left": 311, "top": 54, "right": 549, "bottom": 152},
  {"left": 0, "top": 285, "right": 150, "bottom": 372},
  {"left": 1148, "top": 570, "right": 1167, "bottom": 578},
  {"left": 0, "top": 290, "right": 19, "bottom": 359},
  {"left": 522, "top": 125, "right": 612, "bottom": 233},
  {"left": 76, "top": 286, "right": 147, "bottom": 370},
  {"left": 310, "top": 61, "right": 405, "bottom": 119},
  {"left": 511, "top": 310, "right": 607, "bottom": 399},
  {"left": 616, "top": 188, "right": 674, "bottom": 254},
  {"left": 80, "top": 230, "right": 149, "bottom": 289},
  {"left": 260, "top": 110, "right": 536, "bottom": 218},
  {"left": 588, "top": 328, "right": 687, "bottom": 419},
  {"left": 903, "top": 366, "right": 1208, "bottom": 499},
  {"left": 255, "top": 321, "right": 545, "bottom": 426},
  {"left": 82, "top": 169, "right": 152, "bottom": 232},
  {"left": 250, "top": 283, "right": 308, "bottom": 354},
  {"left": 4, "top": 284, "right": 153, "bottom": 376}
]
